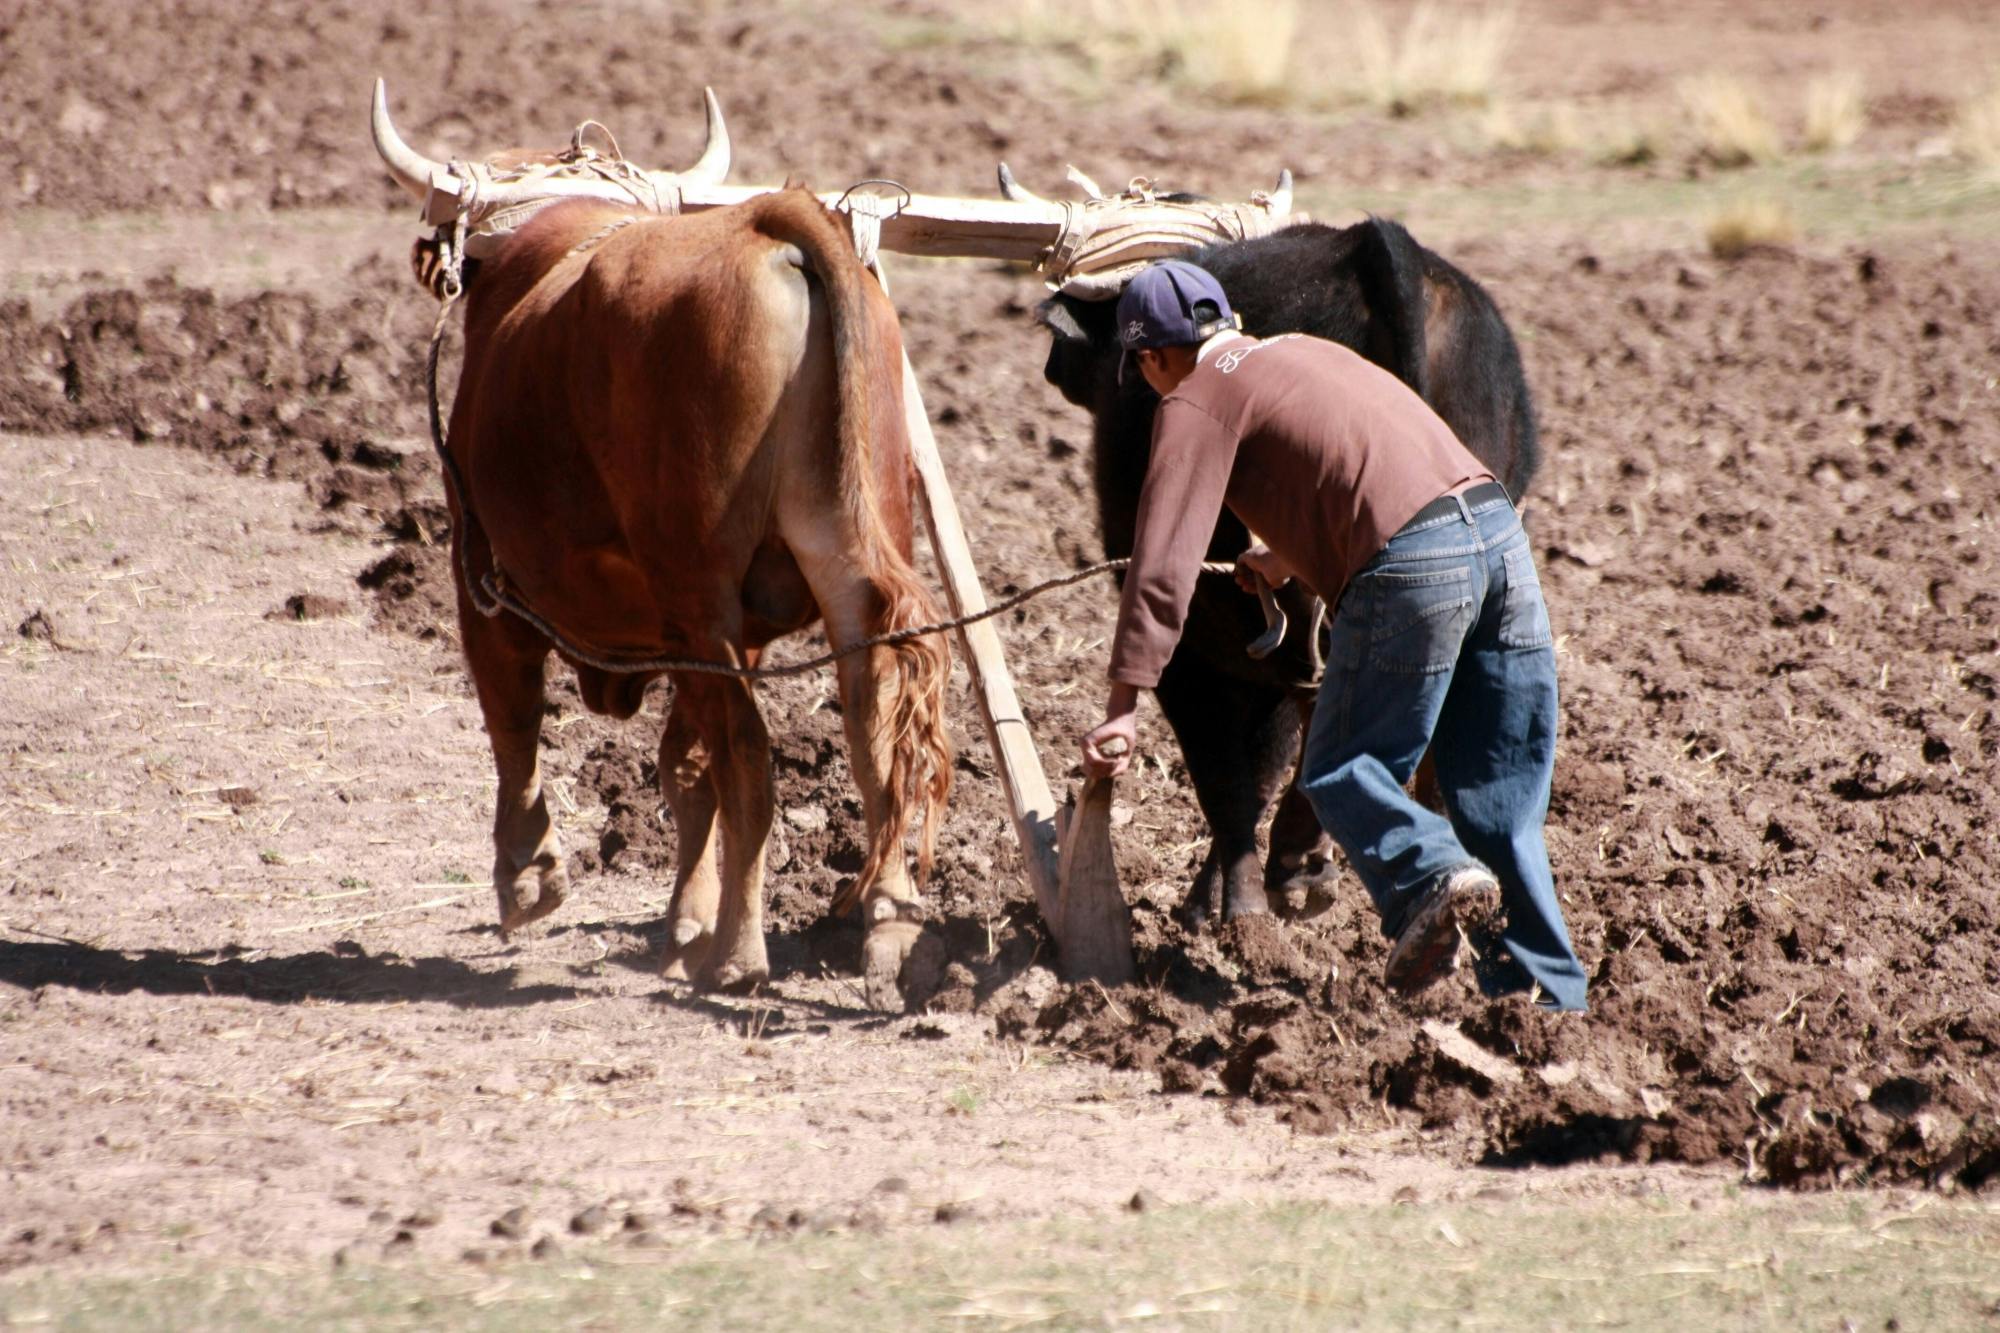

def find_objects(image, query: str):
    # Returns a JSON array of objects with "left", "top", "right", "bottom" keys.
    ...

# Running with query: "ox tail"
[{"left": 755, "top": 191, "right": 953, "bottom": 906}]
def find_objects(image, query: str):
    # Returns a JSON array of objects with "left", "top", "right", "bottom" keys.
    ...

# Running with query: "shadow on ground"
[{"left": 0, "top": 937, "right": 582, "bottom": 1008}]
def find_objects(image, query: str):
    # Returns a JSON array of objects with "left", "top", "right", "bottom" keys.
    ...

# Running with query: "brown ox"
[{"left": 406, "top": 178, "right": 953, "bottom": 1004}]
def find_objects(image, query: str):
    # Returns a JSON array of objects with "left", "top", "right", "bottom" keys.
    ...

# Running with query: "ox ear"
[{"left": 1035, "top": 294, "right": 1111, "bottom": 345}]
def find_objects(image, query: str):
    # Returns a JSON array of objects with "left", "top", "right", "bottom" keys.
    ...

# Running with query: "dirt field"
[{"left": 4, "top": 0, "right": 1999, "bottom": 1299}]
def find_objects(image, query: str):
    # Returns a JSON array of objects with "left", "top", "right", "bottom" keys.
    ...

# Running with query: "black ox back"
[{"left": 1034, "top": 216, "right": 1540, "bottom": 924}]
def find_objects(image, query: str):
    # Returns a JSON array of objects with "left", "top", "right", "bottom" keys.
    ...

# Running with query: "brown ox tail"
[{"left": 757, "top": 191, "right": 953, "bottom": 907}]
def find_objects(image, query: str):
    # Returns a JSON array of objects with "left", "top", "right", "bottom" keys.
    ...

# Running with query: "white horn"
[
  {"left": 996, "top": 162, "right": 1050, "bottom": 206},
  {"left": 680, "top": 87, "right": 731, "bottom": 185},
  {"left": 1064, "top": 165, "right": 1105, "bottom": 200},
  {"left": 371, "top": 78, "right": 445, "bottom": 201},
  {"left": 1267, "top": 169, "right": 1294, "bottom": 215}
]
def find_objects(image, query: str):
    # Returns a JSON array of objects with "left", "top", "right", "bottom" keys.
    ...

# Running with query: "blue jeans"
[{"left": 1299, "top": 491, "right": 1588, "bottom": 1011}]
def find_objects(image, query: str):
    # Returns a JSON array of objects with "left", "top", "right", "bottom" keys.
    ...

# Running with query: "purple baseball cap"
[{"left": 1115, "top": 259, "right": 1237, "bottom": 382}]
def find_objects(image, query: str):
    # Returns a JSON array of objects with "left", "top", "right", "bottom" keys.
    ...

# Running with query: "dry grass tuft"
[
  {"left": 989, "top": 0, "right": 1299, "bottom": 103},
  {"left": 1958, "top": 82, "right": 2000, "bottom": 175},
  {"left": 1169, "top": 0, "right": 1301, "bottom": 102},
  {"left": 1803, "top": 70, "right": 1866, "bottom": 153},
  {"left": 989, "top": 1, "right": 1514, "bottom": 112},
  {"left": 1482, "top": 101, "right": 1583, "bottom": 156},
  {"left": 1681, "top": 74, "right": 1781, "bottom": 167},
  {"left": 1350, "top": 1, "right": 1517, "bottom": 115},
  {"left": 1705, "top": 198, "right": 1796, "bottom": 259}
]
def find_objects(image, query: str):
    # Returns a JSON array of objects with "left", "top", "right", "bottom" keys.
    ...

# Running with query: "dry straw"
[
  {"left": 1803, "top": 70, "right": 1866, "bottom": 153},
  {"left": 1959, "top": 81, "right": 2000, "bottom": 175},
  {"left": 987, "top": 0, "right": 1516, "bottom": 112},
  {"left": 1706, "top": 198, "right": 1796, "bottom": 259},
  {"left": 1681, "top": 74, "right": 1781, "bottom": 167},
  {"left": 1349, "top": 1, "right": 1517, "bottom": 114}
]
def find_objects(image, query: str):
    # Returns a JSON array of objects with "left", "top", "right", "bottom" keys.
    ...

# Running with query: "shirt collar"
[{"left": 1195, "top": 329, "right": 1248, "bottom": 365}]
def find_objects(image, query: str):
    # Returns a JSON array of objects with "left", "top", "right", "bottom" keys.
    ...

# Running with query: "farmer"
[{"left": 1080, "top": 259, "right": 1587, "bottom": 1010}]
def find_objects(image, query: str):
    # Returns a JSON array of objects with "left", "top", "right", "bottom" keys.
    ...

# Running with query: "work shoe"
[{"left": 1384, "top": 863, "right": 1500, "bottom": 996}]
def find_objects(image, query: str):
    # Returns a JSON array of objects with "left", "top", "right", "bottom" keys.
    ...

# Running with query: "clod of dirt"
[
  {"left": 1127, "top": 1188, "right": 1162, "bottom": 1213},
  {"left": 1217, "top": 915, "right": 1315, "bottom": 990},
  {"left": 215, "top": 786, "right": 259, "bottom": 809},
  {"left": 784, "top": 804, "right": 829, "bottom": 832},
  {"left": 17, "top": 609, "right": 65, "bottom": 647},
  {"left": 399, "top": 1206, "right": 440, "bottom": 1229},
  {"left": 460, "top": 1248, "right": 491, "bottom": 1265},
  {"left": 529, "top": 1235, "right": 560, "bottom": 1260},
  {"left": 489, "top": 1206, "right": 528, "bottom": 1239},
  {"left": 384, "top": 1228, "right": 416, "bottom": 1252},
  {"left": 933, "top": 1200, "right": 978, "bottom": 1225},
  {"left": 620, "top": 1211, "right": 650, "bottom": 1233},
  {"left": 872, "top": 1176, "right": 910, "bottom": 1196},
  {"left": 569, "top": 1204, "right": 609, "bottom": 1235},
  {"left": 266, "top": 592, "right": 348, "bottom": 621}
]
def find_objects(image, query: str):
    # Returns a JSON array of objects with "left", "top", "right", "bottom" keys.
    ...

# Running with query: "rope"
[{"left": 419, "top": 248, "right": 1237, "bottom": 682}]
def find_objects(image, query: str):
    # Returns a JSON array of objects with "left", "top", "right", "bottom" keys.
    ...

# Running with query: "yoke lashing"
[{"left": 1037, "top": 177, "right": 1299, "bottom": 300}]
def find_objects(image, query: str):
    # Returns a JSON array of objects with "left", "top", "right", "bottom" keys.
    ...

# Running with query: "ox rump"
[{"left": 377, "top": 136, "right": 953, "bottom": 1008}]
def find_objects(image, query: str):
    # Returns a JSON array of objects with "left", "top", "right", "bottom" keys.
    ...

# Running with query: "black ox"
[{"left": 1036, "top": 217, "right": 1540, "bottom": 925}]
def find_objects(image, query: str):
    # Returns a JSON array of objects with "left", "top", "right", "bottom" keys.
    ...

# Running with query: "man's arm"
[
  {"left": 1085, "top": 400, "right": 1241, "bottom": 778},
  {"left": 1105, "top": 400, "right": 1243, "bottom": 688}
]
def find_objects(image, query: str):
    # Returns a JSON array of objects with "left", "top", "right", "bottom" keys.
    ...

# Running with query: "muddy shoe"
[{"left": 1384, "top": 863, "right": 1500, "bottom": 996}]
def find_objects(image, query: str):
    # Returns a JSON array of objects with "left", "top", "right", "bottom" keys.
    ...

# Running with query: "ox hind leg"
[
  {"left": 656, "top": 685, "right": 725, "bottom": 981},
  {"left": 459, "top": 586, "right": 569, "bottom": 936},
  {"left": 804, "top": 573, "right": 947, "bottom": 1012},
  {"left": 667, "top": 671, "right": 775, "bottom": 993}
]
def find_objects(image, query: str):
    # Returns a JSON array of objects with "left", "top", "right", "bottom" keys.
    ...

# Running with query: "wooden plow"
[{"left": 371, "top": 81, "right": 1303, "bottom": 983}]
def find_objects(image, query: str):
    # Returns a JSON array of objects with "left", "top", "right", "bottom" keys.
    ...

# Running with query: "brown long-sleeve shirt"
[{"left": 1109, "top": 332, "right": 1495, "bottom": 688}]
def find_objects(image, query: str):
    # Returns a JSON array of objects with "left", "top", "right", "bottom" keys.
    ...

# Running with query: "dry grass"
[
  {"left": 1349, "top": 1, "right": 1517, "bottom": 115},
  {"left": 1170, "top": 0, "right": 1300, "bottom": 102},
  {"left": 986, "top": 1, "right": 1514, "bottom": 112},
  {"left": 1482, "top": 101, "right": 1583, "bottom": 156},
  {"left": 1706, "top": 198, "right": 1796, "bottom": 258},
  {"left": 988, "top": 0, "right": 1298, "bottom": 102},
  {"left": 1681, "top": 73, "right": 1781, "bottom": 168},
  {"left": 1803, "top": 70, "right": 1866, "bottom": 152},
  {"left": 1959, "top": 81, "right": 2000, "bottom": 175}
]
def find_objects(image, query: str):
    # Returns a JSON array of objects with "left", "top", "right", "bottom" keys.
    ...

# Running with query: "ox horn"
[
  {"left": 371, "top": 78, "right": 445, "bottom": 201},
  {"left": 996, "top": 162, "right": 1053, "bottom": 206},
  {"left": 1266, "top": 169, "right": 1294, "bottom": 215},
  {"left": 678, "top": 87, "right": 731, "bottom": 185}
]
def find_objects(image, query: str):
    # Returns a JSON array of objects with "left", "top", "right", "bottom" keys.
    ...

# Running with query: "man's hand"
[
  {"left": 1083, "top": 682, "right": 1140, "bottom": 778},
  {"left": 1235, "top": 541, "right": 1294, "bottom": 595}
]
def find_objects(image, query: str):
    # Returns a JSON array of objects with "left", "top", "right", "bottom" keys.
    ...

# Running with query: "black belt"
[{"left": 1403, "top": 480, "right": 1510, "bottom": 529}]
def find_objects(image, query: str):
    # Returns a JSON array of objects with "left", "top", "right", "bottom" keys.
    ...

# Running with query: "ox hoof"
[
  {"left": 496, "top": 863, "right": 570, "bottom": 939},
  {"left": 695, "top": 931, "right": 770, "bottom": 995},
  {"left": 702, "top": 961, "right": 770, "bottom": 996},
  {"left": 1223, "top": 883, "right": 1272, "bottom": 921},
  {"left": 862, "top": 919, "right": 945, "bottom": 1013},
  {"left": 660, "top": 919, "right": 716, "bottom": 982},
  {"left": 1269, "top": 868, "right": 1337, "bottom": 921}
]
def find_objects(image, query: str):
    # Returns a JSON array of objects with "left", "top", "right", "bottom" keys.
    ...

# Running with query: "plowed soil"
[{"left": 3, "top": 0, "right": 1997, "bottom": 1277}]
